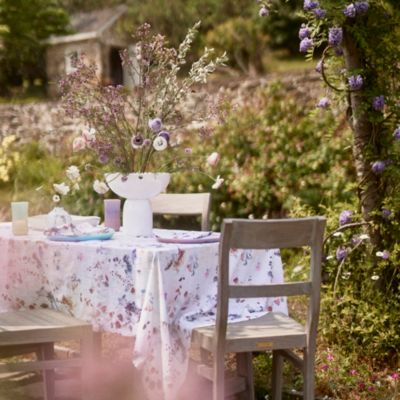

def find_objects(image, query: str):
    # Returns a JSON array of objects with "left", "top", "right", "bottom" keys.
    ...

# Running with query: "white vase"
[{"left": 104, "top": 172, "right": 170, "bottom": 237}]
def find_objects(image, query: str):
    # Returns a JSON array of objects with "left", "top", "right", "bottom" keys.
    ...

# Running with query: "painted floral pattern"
[{"left": 0, "top": 225, "right": 287, "bottom": 400}]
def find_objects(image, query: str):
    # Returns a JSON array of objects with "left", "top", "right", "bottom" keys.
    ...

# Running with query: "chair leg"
[
  {"left": 212, "top": 355, "right": 225, "bottom": 400},
  {"left": 81, "top": 333, "right": 95, "bottom": 400},
  {"left": 303, "top": 348, "right": 315, "bottom": 400},
  {"left": 236, "top": 352, "right": 255, "bottom": 400},
  {"left": 37, "top": 343, "right": 56, "bottom": 400},
  {"left": 93, "top": 331, "right": 102, "bottom": 361},
  {"left": 271, "top": 350, "right": 284, "bottom": 400}
]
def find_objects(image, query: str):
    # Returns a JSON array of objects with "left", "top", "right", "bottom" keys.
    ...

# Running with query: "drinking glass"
[
  {"left": 11, "top": 201, "right": 29, "bottom": 235},
  {"left": 104, "top": 199, "right": 121, "bottom": 231}
]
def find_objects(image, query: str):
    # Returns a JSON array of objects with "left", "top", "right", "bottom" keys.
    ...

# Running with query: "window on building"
[{"left": 65, "top": 50, "right": 81, "bottom": 74}]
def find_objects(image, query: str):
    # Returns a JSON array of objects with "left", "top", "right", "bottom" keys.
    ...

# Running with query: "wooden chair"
[
  {"left": 151, "top": 192, "right": 211, "bottom": 231},
  {"left": 0, "top": 308, "right": 94, "bottom": 400},
  {"left": 191, "top": 217, "right": 326, "bottom": 400}
]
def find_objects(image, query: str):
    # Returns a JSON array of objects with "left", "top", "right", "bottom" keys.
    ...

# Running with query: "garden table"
[{"left": 0, "top": 223, "right": 287, "bottom": 400}]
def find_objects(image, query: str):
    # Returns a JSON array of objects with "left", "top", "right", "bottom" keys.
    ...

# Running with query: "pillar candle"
[{"left": 11, "top": 201, "right": 29, "bottom": 235}]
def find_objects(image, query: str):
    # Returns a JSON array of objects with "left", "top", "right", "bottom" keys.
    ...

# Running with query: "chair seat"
[
  {"left": 0, "top": 309, "right": 92, "bottom": 346},
  {"left": 192, "top": 312, "right": 307, "bottom": 353}
]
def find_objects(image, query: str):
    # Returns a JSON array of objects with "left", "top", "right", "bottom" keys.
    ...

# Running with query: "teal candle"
[
  {"left": 11, "top": 201, "right": 29, "bottom": 235},
  {"left": 104, "top": 199, "right": 121, "bottom": 231}
]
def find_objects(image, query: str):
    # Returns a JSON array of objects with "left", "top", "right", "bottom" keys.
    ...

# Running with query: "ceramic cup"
[
  {"left": 104, "top": 199, "right": 121, "bottom": 231},
  {"left": 11, "top": 201, "right": 29, "bottom": 235}
]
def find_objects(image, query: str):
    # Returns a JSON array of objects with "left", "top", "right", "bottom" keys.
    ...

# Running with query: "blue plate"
[{"left": 47, "top": 230, "right": 114, "bottom": 242}]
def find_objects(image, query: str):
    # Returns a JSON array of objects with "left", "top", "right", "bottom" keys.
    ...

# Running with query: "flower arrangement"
[{"left": 59, "top": 22, "right": 227, "bottom": 191}]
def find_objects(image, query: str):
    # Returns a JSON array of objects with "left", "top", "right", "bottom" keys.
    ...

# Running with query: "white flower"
[
  {"left": 93, "top": 179, "right": 109, "bottom": 194},
  {"left": 212, "top": 175, "right": 224, "bottom": 189},
  {"left": 153, "top": 136, "right": 168, "bottom": 151},
  {"left": 207, "top": 152, "right": 220, "bottom": 167},
  {"left": 52, "top": 194, "right": 60, "bottom": 203},
  {"left": 326, "top": 255, "right": 334, "bottom": 260},
  {"left": 293, "top": 265, "right": 303, "bottom": 274},
  {"left": 371, "top": 275, "right": 380, "bottom": 281},
  {"left": 359, "top": 234, "right": 370, "bottom": 240},
  {"left": 333, "top": 232, "right": 344, "bottom": 237},
  {"left": 66, "top": 165, "right": 80, "bottom": 182},
  {"left": 53, "top": 182, "right": 70, "bottom": 196},
  {"left": 82, "top": 128, "right": 96, "bottom": 142},
  {"left": 72, "top": 136, "right": 86, "bottom": 152}
]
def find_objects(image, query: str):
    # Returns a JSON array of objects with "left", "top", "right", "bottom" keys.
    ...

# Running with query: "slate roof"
[{"left": 45, "top": 5, "right": 128, "bottom": 45}]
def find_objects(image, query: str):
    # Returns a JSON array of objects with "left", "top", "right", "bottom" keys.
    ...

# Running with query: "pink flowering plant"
[{"left": 59, "top": 23, "right": 227, "bottom": 186}]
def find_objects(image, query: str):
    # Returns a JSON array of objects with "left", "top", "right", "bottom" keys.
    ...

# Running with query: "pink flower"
[
  {"left": 72, "top": 136, "right": 86, "bottom": 152},
  {"left": 327, "top": 352, "right": 334, "bottom": 361},
  {"left": 391, "top": 372, "right": 399, "bottom": 380},
  {"left": 207, "top": 152, "right": 220, "bottom": 167}
]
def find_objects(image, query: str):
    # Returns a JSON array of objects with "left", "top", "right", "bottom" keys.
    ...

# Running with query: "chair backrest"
[
  {"left": 215, "top": 217, "right": 326, "bottom": 347},
  {"left": 151, "top": 193, "right": 211, "bottom": 231}
]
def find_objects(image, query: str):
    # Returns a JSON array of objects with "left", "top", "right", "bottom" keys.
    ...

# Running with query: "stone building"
[{"left": 45, "top": 5, "right": 135, "bottom": 97}]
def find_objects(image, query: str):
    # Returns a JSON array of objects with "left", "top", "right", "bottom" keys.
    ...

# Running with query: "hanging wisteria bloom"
[
  {"left": 259, "top": 6, "right": 269, "bottom": 17},
  {"left": 300, "top": 37, "right": 313, "bottom": 53},
  {"left": 328, "top": 27, "right": 343, "bottom": 47},
  {"left": 382, "top": 208, "right": 392, "bottom": 219},
  {"left": 355, "top": 1, "right": 369, "bottom": 13},
  {"left": 344, "top": 3, "right": 356, "bottom": 18},
  {"left": 348, "top": 75, "right": 363, "bottom": 90},
  {"left": 299, "top": 24, "right": 311, "bottom": 40},
  {"left": 314, "top": 8, "right": 327, "bottom": 19},
  {"left": 371, "top": 160, "right": 386, "bottom": 174},
  {"left": 393, "top": 126, "right": 400, "bottom": 140},
  {"left": 317, "top": 97, "right": 330, "bottom": 109},
  {"left": 315, "top": 60, "right": 323, "bottom": 73},
  {"left": 336, "top": 247, "right": 347, "bottom": 261},
  {"left": 339, "top": 210, "right": 353, "bottom": 225},
  {"left": 372, "top": 95, "right": 385, "bottom": 111},
  {"left": 304, "top": 0, "right": 319, "bottom": 11}
]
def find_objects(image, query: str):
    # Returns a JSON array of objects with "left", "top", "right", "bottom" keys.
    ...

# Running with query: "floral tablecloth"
[{"left": 0, "top": 223, "right": 287, "bottom": 400}]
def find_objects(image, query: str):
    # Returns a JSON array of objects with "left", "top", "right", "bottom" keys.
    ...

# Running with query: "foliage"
[
  {"left": 0, "top": 0, "right": 69, "bottom": 93},
  {"left": 171, "top": 81, "right": 353, "bottom": 229},
  {"left": 205, "top": 17, "right": 269, "bottom": 74},
  {"left": 60, "top": 23, "right": 227, "bottom": 175}
]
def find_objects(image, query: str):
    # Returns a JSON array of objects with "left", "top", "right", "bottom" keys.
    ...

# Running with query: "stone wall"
[{"left": 0, "top": 70, "right": 322, "bottom": 153}]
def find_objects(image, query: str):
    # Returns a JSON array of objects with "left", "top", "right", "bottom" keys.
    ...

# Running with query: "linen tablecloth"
[{"left": 0, "top": 224, "right": 287, "bottom": 400}]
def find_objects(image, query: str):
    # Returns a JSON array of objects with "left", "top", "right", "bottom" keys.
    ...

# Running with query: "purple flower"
[
  {"left": 143, "top": 138, "right": 151, "bottom": 146},
  {"left": 371, "top": 160, "right": 386, "bottom": 174},
  {"left": 317, "top": 97, "right": 330, "bottom": 109},
  {"left": 372, "top": 95, "right": 385, "bottom": 111},
  {"left": 259, "top": 6, "right": 269, "bottom": 17},
  {"left": 304, "top": 0, "right": 319, "bottom": 11},
  {"left": 131, "top": 135, "right": 144, "bottom": 149},
  {"left": 355, "top": 1, "right": 369, "bottom": 13},
  {"left": 158, "top": 130, "right": 170, "bottom": 142},
  {"left": 316, "top": 60, "right": 323, "bottom": 73},
  {"left": 348, "top": 75, "right": 363, "bottom": 90},
  {"left": 336, "top": 247, "right": 347, "bottom": 261},
  {"left": 335, "top": 46, "right": 344, "bottom": 56},
  {"left": 382, "top": 208, "right": 392, "bottom": 219},
  {"left": 314, "top": 8, "right": 327, "bottom": 19},
  {"left": 148, "top": 118, "right": 162, "bottom": 132},
  {"left": 393, "top": 126, "right": 400, "bottom": 140},
  {"left": 328, "top": 27, "right": 343, "bottom": 47},
  {"left": 299, "top": 24, "right": 311, "bottom": 40},
  {"left": 339, "top": 210, "right": 353, "bottom": 226},
  {"left": 376, "top": 250, "right": 390, "bottom": 260},
  {"left": 344, "top": 4, "right": 356, "bottom": 18},
  {"left": 300, "top": 37, "right": 313, "bottom": 53}
]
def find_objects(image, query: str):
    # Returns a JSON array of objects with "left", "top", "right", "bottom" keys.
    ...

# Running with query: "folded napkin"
[
  {"left": 29, "top": 215, "right": 100, "bottom": 231},
  {"left": 44, "top": 222, "right": 110, "bottom": 237}
]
